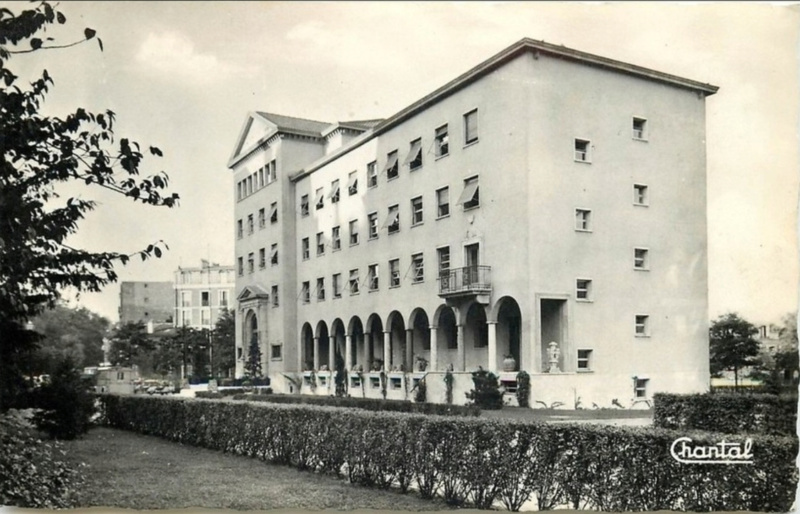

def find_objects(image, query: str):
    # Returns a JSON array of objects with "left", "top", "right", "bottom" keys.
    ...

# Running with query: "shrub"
[
  {"left": 413, "top": 378, "right": 427, "bottom": 403},
  {"left": 654, "top": 392, "right": 797, "bottom": 436},
  {"left": 465, "top": 369, "right": 503, "bottom": 410},
  {"left": 30, "top": 357, "right": 96, "bottom": 439},
  {"left": 99, "top": 395, "right": 798, "bottom": 512},
  {"left": 515, "top": 371, "right": 530, "bottom": 408},
  {"left": 0, "top": 410, "right": 85, "bottom": 508}
]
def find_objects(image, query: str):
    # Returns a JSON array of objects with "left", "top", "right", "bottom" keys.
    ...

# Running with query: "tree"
[
  {"left": 709, "top": 312, "right": 760, "bottom": 389},
  {"left": 29, "top": 303, "right": 109, "bottom": 374},
  {"left": 244, "top": 333, "right": 263, "bottom": 379},
  {"left": 30, "top": 355, "right": 95, "bottom": 439},
  {"left": 211, "top": 309, "right": 235, "bottom": 378},
  {"left": 108, "top": 322, "right": 153, "bottom": 367},
  {"left": 0, "top": 3, "right": 178, "bottom": 410}
]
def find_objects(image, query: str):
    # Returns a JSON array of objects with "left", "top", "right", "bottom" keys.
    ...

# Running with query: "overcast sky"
[{"left": 10, "top": 1, "right": 799, "bottom": 326}]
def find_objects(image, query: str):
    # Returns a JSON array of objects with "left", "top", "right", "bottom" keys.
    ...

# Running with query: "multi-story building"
[
  {"left": 118, "top": 281, "right": 173, "bottom": 324},
  {"left": 173, "top": 260, "right": 236, "bottom": 330},
  {"left": 228, "top": 38, "right": 717, "bottom": 406}
]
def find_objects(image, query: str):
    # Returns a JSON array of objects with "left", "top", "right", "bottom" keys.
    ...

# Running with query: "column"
[
  {"left": 313, "top": 337, "right": 320, "bottom": 370},
  {"left": 429, "top": 325, "right": 438, "bottom": 372},
  {"left": 362, "top": 333, "right": 370, "bottom": 371},
  {"left": 405, "top": 329, "right": 413, "bottom": 371},
  {"left": 487, "top": 321, "right": 498, "bottom": 373},
  {"left": 234, "top": 307, "right": 243, "bottom": 377},
  {"left": 328, "top": 337, "right": 335, "bottom": 371},
  {"left": 345, "top": 334, "right": 353, "bottom": 370},
  {"left": 383, "top": 331, "right": 391, "bottom": 370},
  {"left": 456, "top": 324, "right": 465, "bottom": 371}
]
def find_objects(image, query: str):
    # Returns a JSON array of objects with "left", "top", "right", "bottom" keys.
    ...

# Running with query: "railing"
[{"left": 438, "top": 265, "right": 491, "bottom": 296}]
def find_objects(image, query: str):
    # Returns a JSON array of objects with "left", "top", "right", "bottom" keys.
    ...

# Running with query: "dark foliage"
[
  {"left": 465, "top": 368, "right": 503, "bottom": 410},
  {"left": 515, "top": 370, "right": 531, "bottom": 408},
  {"left": 30, "top": 356, "right": 96, "bottom": 439}
]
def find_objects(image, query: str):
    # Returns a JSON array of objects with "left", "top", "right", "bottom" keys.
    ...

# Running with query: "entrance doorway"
[{"left": 540, "top": 299, "right": 567, "bottom": 372}]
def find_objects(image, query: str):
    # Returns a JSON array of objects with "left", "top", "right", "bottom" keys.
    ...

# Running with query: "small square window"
[
  {"left": 333, "top": 273, "right": 342, "bottom": 298},
  {"left": 390, "top": 377, "right": 402, "bottom": 390},
  {"left": 405, "top": 138, "right": 423, "bottom": 170},
  {"left": 368, "top": 264, "right": 379, "bottom": 291},
  {"left": 271, "top": 285, "right": 279, "bottom": 307},
  {"left": 301, "top": 195, "right": 309, "bottom": 217},
  {"left": 301, "top": 238, "right": 310, "bottom": 260},
  {"left": 411, "top": 196, "right": 423, "bottom": 226},
  {"left": 315, "top": 187, "right": 324, "bottom": 210},
  {"left": 634, "top": 184, "right": 648, "bottom": 206},
  {"left": 635, "top": 378, "right": 649, "bottom": 398},
  {"left": 367, "top": 161, "right": 378, "bottom": 188},
  {"left": 575, "top": 209, "right": 592, "bottom": 231},
  {"left": 576, "top": 279, "right": 592, "bottom": 301},
  {"left": 330, "top": 179, "right": 340, "bottom": 203},
  {"left": 271, "top": 344, "right": 282, "bottom": 360},
  {"left": 368, "top": 212, "right": 379, "bottom": 240},
  {"left": 349, "top": 219, "right": 359, "bottom": 245},
  {"left": 386, "top": 205, "right": 400, "bottom": 234},
  {"left": 411, "top": 253, "right": 424, "bottom": 283},
  {"left": 464, "top": 109, "right": 478, "bottom": 145},
  {"left": 349, "top": 269, "right": 360, "bottom": 295},
  {"left": 270, "top": 202, "right": 278, "bottom": 223},
  {"left": 634, "top": 248, "right": 649, "bottom": 270},
  {"left": 632, "top": 117, "right": 647, "bottom": 140},
  {"left": 316, "top": 232, "right": 325, "bottom": 256},
  {"left": 302, "top": 281, "right": 310, "bottom": 304},
  {"left": 348, "top": 171, "right": 358, "bottom": 196},
  {"left": 389, "top": 259, "right": 400, "bottom": 288},
  {"left": 317, "top": 278, "right": 325, "bottom": 301},
  {"left": 332, "top": 226, "right": 341, "bottom": 251},
  {"left": 385, "top": 150, "right": 399, "bottom": 180},
  {"left": 574, "top": 139, "right": 591, "bottom": 162},
  {"left": 436, "top": 187, "right": 450, "bottom": 218},
  {"left": 435, "top": 124, "right": 449, "bottom": 157},
  {"left": 635, "top": 315, "right": 649, "bottom": 337},
  {"left": 577, "top": 349, "right": 593, "bottom": 371}
]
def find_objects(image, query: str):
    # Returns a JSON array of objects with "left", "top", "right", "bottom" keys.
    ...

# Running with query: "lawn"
[{"left": 62, "top": 427, "right": 455, "bottom": 511}]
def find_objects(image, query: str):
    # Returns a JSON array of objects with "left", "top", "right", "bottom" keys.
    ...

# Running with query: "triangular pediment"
[
  {"left": 237, "top": 284, "right": 270, "bottom": 301},
  {"left": 228, "top": 112, "right": 278, "bottom": 167}
]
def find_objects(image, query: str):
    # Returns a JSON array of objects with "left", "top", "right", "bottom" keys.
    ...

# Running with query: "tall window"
[
  {"left": 349, "top": 219, "right": 359, "bottom": 245},
  {"left": 316, "top": 232, "right": 325, "bottom": 256},
  {"left": 330, "top": 179, "right": 340, "bottom": 203},
  {"left": 411, "top": 253, "right": 424, "bottom": 283},
  {"left": 300, "top": 194, "right": 309, "bottom": 216},
  {"left": 458, "top": 176, "right": 480, "bottom": 210},
  {"left": 349, "top": 269, "right": 360, "bottom": 295},
  {"left": 315, "top": 187, "right": 324, "bottom": 210},
  {"left": 259, "top": 247, "right": 266, "bottom": 269},
  {"left": 385, "top": 150, "right": 399, "bottom": 180},
  {"left": 634, "top": 184, "right": 648, "bottom": 206},
  {"left": 237, "top": 219, "right": 243, "bottom": 239},
  {"left": 406, "top": 138, "right": 423, "bottom": 170},
  {"left": 464, "top": 109, "right": 478, "bottom": 145},
  {"left": 333, "top": 273, "right": 342, "bottom": 298},
  {"left": 270, "top": 244, "right": 278, "bottom": 265},
  {"left": 317, "top": 278, "right": 325, "bottom": 301},
  {"left": 389, "top": 259, "right": 400, "bottom": 288},
  {"left": 386, "top": 205, "right": 400, "bottom": 234},
  {"left": 575, "top": 209, "right": 592, "bottom": 231},
  {"left": 301, "top": 281, "right": 310, "bottom": 304},
  {"left": 574, "top": 139, "right": 591, "bottom": 162},
  {"left": 332, "top": 226, "right": 341, "bottom": 251},
  {"left": 437, "top": 246, "right": 450, "bottom": 274},
  {"left": 247, "top": 253, "right": 254, "bottom": 274},
  {"left": 367, "top": 161, "right": 378, "bottom": 188},
  {"left": 258, "top": 208, "right": 266, "bottom": 228},
  {"left": 634, "top": 248, "right": 649, "bottom": 270},
  {"left": 348, "top": 170, "right": 358, "bottom": 195},
  {"left": 271, "top": 285, "right": 279, "bottom": 307},
  {"left": 237, "top": 182, "right": 243, "bottom": 201},
  {"left": 268, "top": 159, "right": 277, "bottom": 182},
  {"left": 368, "top": 212, "right": 378, "bottom": 240},
  {"left": 632, "top": 117, "right": 647, "bottom": 140},
  {"left": 368, "top": 264, "right": 379, "bottom": 291},
  {"left": 219, "top": 290, "right": 229, "bottom": 308},
  {"left": 435, "top": 124, "right": 449, "bottom": 157},
  {"left": 301, "top": 238, "right": 310, "bottom": 260},
  {"left": 270, "top": 202, "right": 278, "bottom": 223},
  {"left": 436, "top": 187, "right": 450, "bottom": 218},
  {"left": 201, "top": 309, "right": 211, "bottom": 325},
  {"left": 237, "top": 257, "right": 243, "bottom": 276},
  {"left": 181, "top": 291, "right": 191, "bottom": 307},
  {"left": 411, "top": 196, "right": 423, "bottom": 226},
  {"left": 247, "top": 214, "right": 254, "bottom": 234}
]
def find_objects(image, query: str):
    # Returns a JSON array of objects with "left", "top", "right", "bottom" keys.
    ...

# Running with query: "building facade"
[
  {"left": 118, "top": 281, "right": 173, "bottom": 324},
  {"left": 228, "top": 38, "right": 717, "bottom": 407},
  {"left": 173, "top": 261, "right": 236, "bottom": 330}
]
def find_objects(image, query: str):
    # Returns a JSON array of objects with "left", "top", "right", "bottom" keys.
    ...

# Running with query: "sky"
[{"left": 8, "top": 1, "right": 799, "bottom": 326}]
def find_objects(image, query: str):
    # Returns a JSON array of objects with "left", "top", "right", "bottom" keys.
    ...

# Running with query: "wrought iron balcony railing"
[{"left": 437, "top": 265, "right": 492, "bottom": 297}]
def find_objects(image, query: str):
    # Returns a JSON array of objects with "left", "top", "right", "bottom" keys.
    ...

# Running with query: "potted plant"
[{"left": 502, "top": 354, "right": 517, "bottom": 372}]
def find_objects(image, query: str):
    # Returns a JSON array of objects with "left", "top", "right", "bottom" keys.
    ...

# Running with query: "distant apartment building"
[
  {"left": 174, "top": 260, "right": 236, "bottom": 330},
  {"left": 118, "top": 281, "right": 173, "bottom": 324},
  {"left": 228, "top": 38, "right": 717, "bottom": 406}
]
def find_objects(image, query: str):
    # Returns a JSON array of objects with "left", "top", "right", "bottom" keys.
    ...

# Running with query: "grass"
[{"left": 61, "top": 427, "right": 455, "bottom": 511}]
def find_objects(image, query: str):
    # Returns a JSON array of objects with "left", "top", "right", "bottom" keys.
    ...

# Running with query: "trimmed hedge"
[
  {"left": 195, "top": 387, "right": 272, "bottom": 399},
  {"left": 100, "top": 395, "right": 797, "bottom": 512},
  {"left": 230, "top": 393, "right": 480, "bottom": 417},
  {"left": 654, "top": 393, "right": 798, "bottom": 437}
]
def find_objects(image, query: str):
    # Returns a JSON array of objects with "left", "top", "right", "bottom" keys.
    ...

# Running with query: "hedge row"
[
  {"left": 654, "top": 393, "right": 798, "bottom": 436},
  {"left": 99, "top": 395, "right": 797, "bottom": 512},
  {"left": 228, "top": 393, "right": 480, "bottom": 417},
  {"left": 195, "top": 387, "right": 272, "bottom": 399}
]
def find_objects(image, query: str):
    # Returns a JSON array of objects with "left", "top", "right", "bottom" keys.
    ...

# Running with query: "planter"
[{"left": 502, "top": 356, "right": 517, "bottom": 372}]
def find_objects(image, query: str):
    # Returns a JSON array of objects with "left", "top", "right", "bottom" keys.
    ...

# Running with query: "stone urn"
[{"left": 502, "top": 355, "right": 517, "bottom": 372}]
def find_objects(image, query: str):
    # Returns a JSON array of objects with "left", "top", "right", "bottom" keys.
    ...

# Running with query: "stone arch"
[
  {"left": 409, "top": 308, "right": 431, "bottom": 371},
  {"left": 464, "top": 301, "right": 488, "bottom": 370},
  {"left": 495, "top": 296, "right": 522, "bottom": 371},
  {"left": 315, "top": 320, "right": 330, "bottom": 370},
  {"left": 301, "top": 322, "right": 314, "bottom": 371},
  {"left": 348, "top": 316, "right": 366, "bottom": 370},
  {"left": 365, "top": 313, "right": 384, "bottom": 371},
  {"left": 331, "top": 318, "right": 346, "bottom": 369},
  {"left": 386, "top": 310, "right": 406, "bottom": 371},
  {"left": 434, "top": 305, "right": 458, "bottom": 371}
]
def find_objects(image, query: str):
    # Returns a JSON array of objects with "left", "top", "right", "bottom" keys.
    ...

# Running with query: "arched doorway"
[
  {"left": 435, "top": 305, "right": 458, "bottom": 371},
  {"left": 348, "top": 316, "right": 365, "bottom": 370},
  {"left": 243, "top": 310, "right": 261, "bottom": 376},
  {"left": 409, "top": 308, "right": 430, "bottom": 371},
  {"left": 331, "top": 318, "right": 346, "bottom": 371},
  {"left": 464, "top": 302, "right": 488, "bottom": 370},
  {"left": 366, "top": 313, "right": 383, "bottom": 371},
  {"left": 387, "top": 311, "right": 406, "bottom": 371},
  {"left": 315, "top": 321, "right": 330, "bottom": 370},
  {"left": 496, "top": 297, "right": 522, "bottom": 371},
  {"left": 301, "top": 322, "right": 314, "bottom": 371}
]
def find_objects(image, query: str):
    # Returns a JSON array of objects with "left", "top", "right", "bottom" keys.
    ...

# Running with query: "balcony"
[{"left": 438, "top": 266, "right": 492, "bottom": 302}]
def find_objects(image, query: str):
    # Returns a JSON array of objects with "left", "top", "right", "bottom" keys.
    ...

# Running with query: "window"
[
  {"left": 405, "top": 138, "right": 422, "bottom": 170},
  {"left": 268, "top": 159, "right": 277, "bottom": 183},
  {"left": 635, "top": 315, "right": 649, "bottom": 337},
  {"left": 271, "top": 344, "right": 282, "bottom": 360},
  {"left": 316, "top": 232, "right": 325, "bottom": 256},
  {"left": 317, "top": 277, "right": 325, "bottom": 301},
  {"left": 458, "top": 176, "right": 480, "bottom": 210},
  {"left": 333, "top": 273, "right": 342, "bottom": 298},
  {"left": 577, "top": 349, "right": 593, "bottom": 371},
  {"left": 634, "top": 248, "right": 649, "bottom": 270},
  {"left": 389, "top": 259, "right": 400, "bottom": 287},
  {"left": 368, "top": 264, "right": 379, "bottom": 291},
  {"left": 247, "top": 253, "right": 254, "bottom": 274},
  {"left": 411, "top": 196, "right": 423, "bottom": 226},
  {"left": 237, "top": 219, "right": 243, "bottom": 239},
  {"left": 575, "top": 209, "right": 592, "bottom": 231},
  {"left": 247, "top": 175, "right": 253, "bottom": 195},
  {"left": 237, "top": 257, "right": 243, "bottom": 276},
  {"left": 635, "top": 378, "right": 649, "bottom": 398},
  {"left": 219, "top": 290, "right": 229, "bottom": 308},
  {"left": 258, "top": 208, "right": 266, "bottom": 228},
  {"left": 315, "top": 187, "right": 324, "bottom": 210},
  {"left": 437, "top": 246, "right": 450, "bottom": 274},
  {"left": 368, "top": 212, "right": 378, "bottom": 240},
  {"left": 330, "top": 179, "right": 340, "bottom": 203},
  {"left": 464, "top": 109, "right": 478, "bottom": 144},
  {"left": 259, "top": 247, "right": 266, "bottom": 269},
  {"left": 300, "top": 194, "right": 309, "bottom": 216},
  {"left": 331, "top": 226, "right": 341, "bottom": 251},
  {"left": 411, "top": 253, "right": 424, "bottom": 283},
  {"left": 182, "top": 310, "right": 191, "bottom": 326},
  {"left": 348, "top": 170, "right": 358, "bottom": 195},
  {"left": 435, "top": 124, "right": 449, "bottom": 157},
  {"left": 237, "top": 182, "right": 243, "bottom": 201},
  {"left": 302, "top": 281, "right": 310, "bottom": 304},
  {"left": 181, "top": 291, "right": 191, "bottom": 307},
  {"left": 349, "top": 219, "right": 359, "bottom": 245},
  {"left": 436, "top": 187, "right": 450, "bottom": 218},
  {"left": 271, "top": 285, "right": 279, "bottom": 307},
  {"left": 367, "top": 161, "right": 378, "bottom": 188},
  {"left": 574, "top": 139, "right": 591, "bottom": 162},
  {"left": 386, "top": 205, "right": 400, "bottom": 234},
  {"left": 634, "top": 184, "right": 648, "bottom": 206},
  {"left": 201, "top": 309, "right": 211, "bottom": 325},
  {"left": 385, "top": 150, "right": 399, "bottom": 180},
  {"left": 247, "top": 214, "right": 254, "bottom": 234},
  {"left": 632, "top": 117, "right": 647, "bottom": 140},
  {"left": 270, "top": 202, "right": 278, "bottom": 223},
  {"left": 576, "top": 279, "right": 592, "bottom": 301},
  {"left": 349, "top": 269, "right": 360, "bottom": 295},
  {"left": 258, "top": 167, "right": 265, "bottom": 188},
  {"left": 301, "top": 237, "right": 310, "bottom": 260},
  {"left": 270, "top": 244, "right": 278, "bottom": 266}
]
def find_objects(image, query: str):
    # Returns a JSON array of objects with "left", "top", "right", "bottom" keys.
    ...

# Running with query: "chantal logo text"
[{"left": 670, "top": 437, "right": 754, "bottom": 464}]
